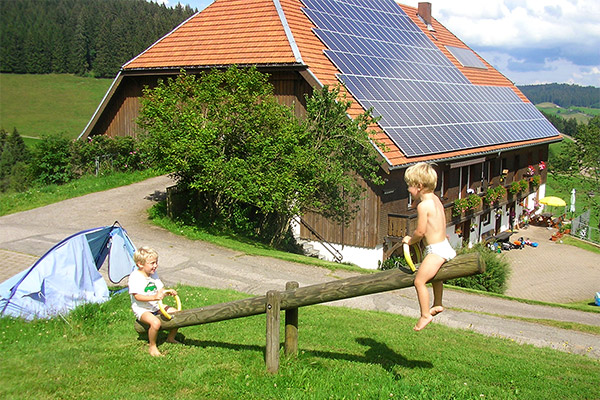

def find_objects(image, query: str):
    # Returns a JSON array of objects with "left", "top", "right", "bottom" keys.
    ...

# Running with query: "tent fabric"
[{"left": 0, "top": 224, "right": 136, "bottom": 320}]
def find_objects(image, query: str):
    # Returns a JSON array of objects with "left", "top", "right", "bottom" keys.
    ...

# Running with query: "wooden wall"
[
  {"left": 300, "top": 177, "right": 381, "bottom": 248},
  {"left": 88, "top": 70, "right": 312, "bottom": 139}
]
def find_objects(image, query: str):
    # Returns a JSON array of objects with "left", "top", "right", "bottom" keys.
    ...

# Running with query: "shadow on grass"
[{"left": 171, "top": 336, "right": 432, "bottom": 374}]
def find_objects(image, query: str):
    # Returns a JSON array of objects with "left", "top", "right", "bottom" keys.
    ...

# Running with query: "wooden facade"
[
  {"left": 300, "top": 143, "right": 550, "bottom": 262},
  {"left": 84, "top": 69, "right": 313, "bottom": 139}
]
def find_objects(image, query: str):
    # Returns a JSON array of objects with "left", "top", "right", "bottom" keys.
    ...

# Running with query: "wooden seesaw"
[{"left": 135, "top": 252, "right": 484, "bottom": 373}]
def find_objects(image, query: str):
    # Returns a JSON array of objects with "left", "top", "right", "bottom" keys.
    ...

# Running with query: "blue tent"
[{"left": 0, "top": 223, "right": 136, "bottom": 320}]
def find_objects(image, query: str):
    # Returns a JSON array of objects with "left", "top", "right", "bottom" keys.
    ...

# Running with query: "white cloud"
[{"left": 479, "top": 51, "right": 600, "bottom": 86}]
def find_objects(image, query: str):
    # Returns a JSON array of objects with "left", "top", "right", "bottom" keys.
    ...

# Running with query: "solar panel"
[
  {"left": 301, "top": 0, "right": 559, "bottom": 157},
  {"left": 446, "top": 46, "right": 487, "bottom": 69}
]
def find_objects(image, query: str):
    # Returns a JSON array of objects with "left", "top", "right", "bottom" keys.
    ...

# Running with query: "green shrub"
[
  {"left": 378, "top": 255, "right": 409, "bottom": 271},
  {"left": 70, "top": 135, "right": 149, "bottom": 176},
  {"left": 446, "top": 244, "right": 509, "bottom": 294},
  {"left": 30, "top": 134, "right": 73, "bottom": 184}
]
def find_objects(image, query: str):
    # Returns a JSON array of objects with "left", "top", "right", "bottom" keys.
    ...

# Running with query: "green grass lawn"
[
  {"left": 0, "top": 73, "right": 112, "bottom": 139},
  {"left": 1, "top": 286, "right": 598, "bottom": 400}
]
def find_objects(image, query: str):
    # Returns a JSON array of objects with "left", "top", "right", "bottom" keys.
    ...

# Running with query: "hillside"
[
  {"left": 518, "top": 83, "right": 600, "bottom": 108},
  {"left": 0, "top": 73, "right": 112, "bottom": 139},
  {"left": 536, "top": 102, "right": 599, "bottom": 125}
]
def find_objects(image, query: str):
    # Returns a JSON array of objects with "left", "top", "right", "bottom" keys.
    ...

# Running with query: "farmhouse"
[{"left": 81, "top": 0, "right": 562, "bottom": 269}]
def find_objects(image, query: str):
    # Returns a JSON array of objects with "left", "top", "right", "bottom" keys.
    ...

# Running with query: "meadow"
[
  {"left": 1, "top": 286, "right": 598, "bottom": 400},
  {"left": 535, "top": 102, "right": 597, "bottom": 124},
  {"left": 0, "top": 73, "right": 112, "bottom": 140}
]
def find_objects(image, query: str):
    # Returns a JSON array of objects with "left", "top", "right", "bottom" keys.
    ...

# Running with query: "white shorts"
[{"left": 424, "top": 239, "right": 456, "bottom": 261}]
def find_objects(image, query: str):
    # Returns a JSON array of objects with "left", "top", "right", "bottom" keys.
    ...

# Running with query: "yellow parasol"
[{"left": 539, "top": 196, "right": 566, "bottom": 207}]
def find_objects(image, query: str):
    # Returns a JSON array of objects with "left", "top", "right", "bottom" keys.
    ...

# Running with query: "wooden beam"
[
  {"left": 265, "top": 290, "right": 281, "bottom": 374},
  {"left": 135, "top": 252, "right": 483, "bottom": 333}
]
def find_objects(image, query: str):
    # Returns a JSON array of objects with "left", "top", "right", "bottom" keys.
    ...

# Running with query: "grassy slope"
[
  {"left": 535, "top": 102, "right": 596, "bottom": 124},
  {"left": 1, "top": 287, "right": 598, "bottom": 400},
  {"left": 0, "top": 73, "right": 112, "bottom": 139}
]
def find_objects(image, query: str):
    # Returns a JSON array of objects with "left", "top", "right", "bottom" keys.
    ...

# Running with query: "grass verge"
[
  {"left": 148, "top": 205, "right": 367, "bottom": 274},
  {"left": 0, "top": 169, "right": 160, "bottom": 216},
  {"left": 445, "top": 284, "right": 600, "bottom": 314},
  {"left": 1, "top": 286, "right": 598, "bottom": 400}
]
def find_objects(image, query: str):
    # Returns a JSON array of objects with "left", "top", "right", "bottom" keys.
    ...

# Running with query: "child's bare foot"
[
  {"left": 149, "top": 346, "right": 163, "bottom": 357},
  {"left": 414, "top": 315, "right": 433, "bottom": 331},
  {"left": 430, "top": 306, "right": 444, "bottom": 316},
  {"left": 166, "top": 338, "right": 181, "bottom": 344}
]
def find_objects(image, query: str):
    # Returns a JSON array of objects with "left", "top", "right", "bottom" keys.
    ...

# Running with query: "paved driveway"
[{"left": 1, "top": 175, "right": 599, "bottom": 358}]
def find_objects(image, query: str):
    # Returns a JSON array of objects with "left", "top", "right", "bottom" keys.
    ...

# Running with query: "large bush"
[
  {"left": 29, "top": 135, "right": 73, "bottom": 185},
  {"left": 446, "top": 245, "right": 509, "bottom": 294},
  {"left": 70, "top": 135, "right": 147, "bottom": 175}
]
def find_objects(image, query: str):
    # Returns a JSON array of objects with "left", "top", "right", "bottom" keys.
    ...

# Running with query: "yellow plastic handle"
[
  {"left": 158, "top": 291, "right": 182, "bottom": 320},
  {"left": 403, "top": 243, "right": 416, "bottom": 272}
]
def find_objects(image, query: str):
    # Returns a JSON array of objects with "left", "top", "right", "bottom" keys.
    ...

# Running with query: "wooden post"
[
  {"left": 134, "top": 252, "right": 484, "bottom": 333},
  {"left": 265, "top": 290, "right": 281, "bottom": 374},
  {"left": 284, "top": 281, "right": 299, "bottom": 357}
]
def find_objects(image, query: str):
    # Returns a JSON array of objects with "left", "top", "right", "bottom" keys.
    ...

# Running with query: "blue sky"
[{"left": 155, "top": 0, "right": 600, "bottom": 87}]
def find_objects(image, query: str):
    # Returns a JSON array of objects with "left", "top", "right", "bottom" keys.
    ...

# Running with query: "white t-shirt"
[{"left": 128, "top": 269, "right": 164, "bottom": 320}]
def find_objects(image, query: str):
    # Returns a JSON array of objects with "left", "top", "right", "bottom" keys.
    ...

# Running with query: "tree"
[
  {"left": 549, "top": 116, "right": 600, "bottom": 216},
  {"left": 0, "top": 128, "right": 30, "bottom": 192},
  {"left": 139, "top": 67, "right": 384, "bottom": 243},
  {"left": 573, "top": 116, "right": 600, "bottom": 212},
  {"left": 0, "top": 128, "right": 29, "bottom": 180}
]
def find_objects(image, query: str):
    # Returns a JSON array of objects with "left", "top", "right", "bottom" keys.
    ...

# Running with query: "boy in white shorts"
[
  {"left": 129, "top": 246, "right": 179, "bottom": 356},
  {"left": 402, "top": 162, "right": 456, "bottom": 331}
]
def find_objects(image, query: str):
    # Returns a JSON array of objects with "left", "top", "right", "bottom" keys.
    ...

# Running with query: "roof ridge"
[{"left": 273, "top": 0, "right": 304, "bottom": 64}]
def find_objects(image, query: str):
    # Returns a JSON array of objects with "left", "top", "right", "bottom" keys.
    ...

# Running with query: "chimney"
[{"left": 418, "top": 2, "right": 432, "bottom": 27}]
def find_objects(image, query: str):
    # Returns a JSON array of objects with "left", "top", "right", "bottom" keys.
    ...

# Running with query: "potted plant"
[
  {"left": 508, "top": 181, "right": 520, "bottom": 195},
  {"left": 530, "top": 175, "right": 541, "bottom": 187},
  {"left": 518, "top": 179, "right": 529, "bottom": 192},
  {"left": 524, "top": 165, "right": 535, "bottom": 176},
  {"left": 483, "top": 186, "right": 506, "bottom": 205},
  {"left": 466, "top": 193, "right": 482, "bottom": 211},
  {"left": 452, "top": 198, "right": 469, "bottom": 217}
]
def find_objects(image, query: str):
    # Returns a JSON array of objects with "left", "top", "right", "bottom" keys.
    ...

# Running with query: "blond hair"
[
  {"left": 134, "top": 246, "right": 158, "bottom": 266},
  {"left": 404, "top": 162, "right": 437, "bottom": 192}
]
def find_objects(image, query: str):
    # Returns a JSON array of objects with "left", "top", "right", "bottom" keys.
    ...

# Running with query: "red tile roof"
[
  {"left": 125, "top": 0, "right": 298, "bottom": 69},
  {"left": 122, "top": 0, "right": 560, "bottom": 167}
]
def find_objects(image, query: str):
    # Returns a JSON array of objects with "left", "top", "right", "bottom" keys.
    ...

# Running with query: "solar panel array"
[{"left": 301, "top": 0, "right": 559, "bottom": 157}]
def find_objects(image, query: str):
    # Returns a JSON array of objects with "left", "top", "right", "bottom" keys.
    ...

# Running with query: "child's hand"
[
  {"left": 403, "top": 235, "right": 412, "bottom": 245},
  {"left": 156, "top": 289, "right": 166, "bottom": 301},
  {"left": 164, "top": 289, "right": 178, "bottom": 296}
]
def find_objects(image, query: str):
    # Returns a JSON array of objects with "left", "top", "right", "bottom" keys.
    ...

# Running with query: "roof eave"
[{"left": 388, "top": 135, "right": 563, "bottom": 170}]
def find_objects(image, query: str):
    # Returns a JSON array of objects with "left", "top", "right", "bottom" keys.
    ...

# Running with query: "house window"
[{"left": 482, "top": 212, "right": 491, "bottom": 225}]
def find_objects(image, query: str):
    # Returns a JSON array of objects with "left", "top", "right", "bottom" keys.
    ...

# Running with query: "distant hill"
[{"left": 517, "top": 83, "right": 600, "bottom": 108}]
